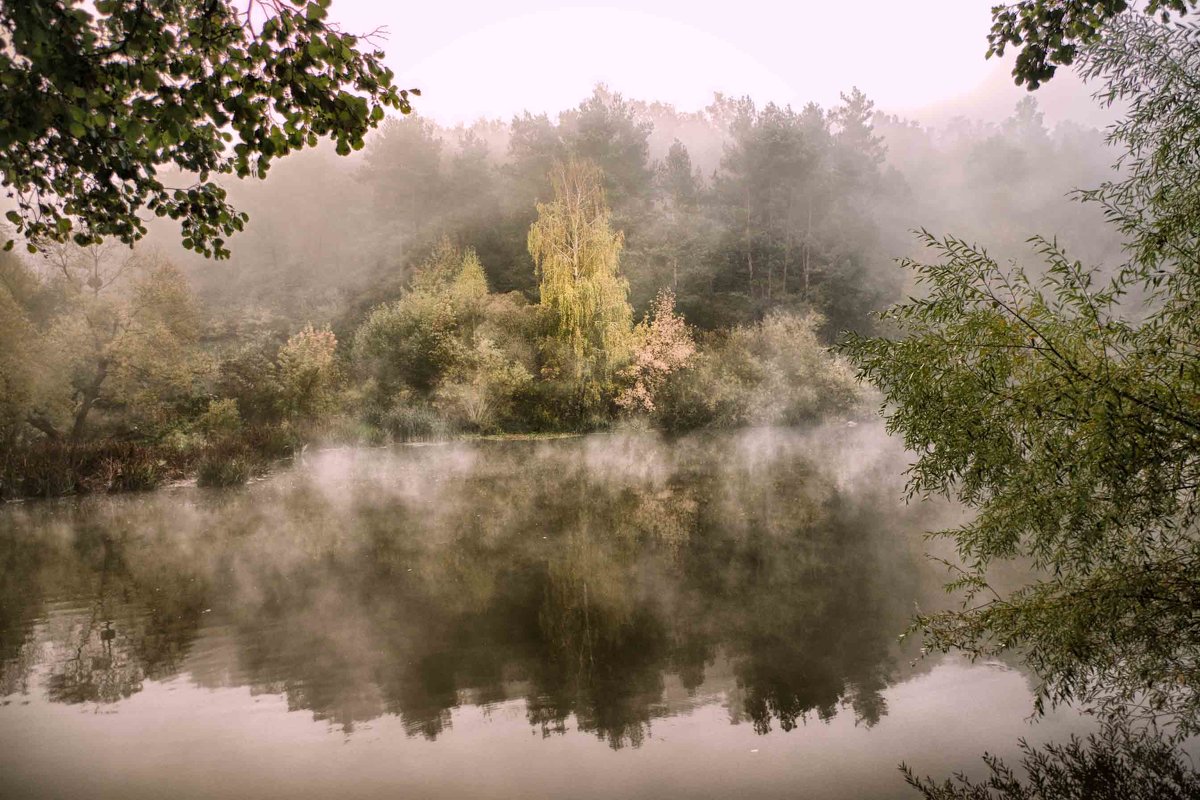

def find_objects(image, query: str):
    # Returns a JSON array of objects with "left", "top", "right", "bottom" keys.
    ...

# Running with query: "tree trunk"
[
  {"left": 744, "top": 187, "right": 754, "bottom": 298},
  {"left": 803, "top": 202, "right": 814, "bottom": 300},
  {"left": 70, "top": 357, "right": 109, "bottom": 443},
  {"left": 27, "top": 412, "right": 62, "bottom": 441}
]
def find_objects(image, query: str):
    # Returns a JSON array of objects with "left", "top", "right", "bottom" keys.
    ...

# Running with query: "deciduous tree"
[
  {"left": 843, "top": 15, "right": 1200, "bottom": 734},
  {"left": 987, "top": 0, "right": 1198, "bottom": 87},
  {"left": 0, "top": 0, "right": 416, "bottom": 257},
  {"left": 528, "top": 161, "right": 634, "bottom": 397}
]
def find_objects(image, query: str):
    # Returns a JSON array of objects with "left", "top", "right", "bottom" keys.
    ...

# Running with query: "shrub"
[
  {"left": 312, "top": 415, "right": 390, "bottom": 447},
  {"left": 0, "top": 440, "right": 185, "bottom": 499},
  {"left": 740, "top": 311, "right": 861, "bottom": 424},
  {"left": 276, "top": 324, "right": 339, "bottom": 423},
  {"left": 616, "top": 289, "right": 696, "bottom": 415},
  {"left": 196, "top": 445, "right": 255, "bottom": 488},
  {"left": 1, "top": 443, "right": 81, "bottom": 498},
  {"left": 379, "top": 401, "right": 450, "bottom": 442},
  {"left": 352, "top": 243, "right": 489, "bottom": 407},
  {"left": 103, "top": 451, "right": 166, "bottom": 492},
  {"left": 197, "top": 397, "right": 242, "bottom": 438},
  {"left": 655, "top": 311, "right": 859, "bottom": 431},
  {"left": 354, "top": 290, "right": 463, "bottom": 400},
  {"left": 434, "top": 338, "right": 533, "bottom": 432},
  {"left": 216, "top": 339, "right": 285, "bottom": 425},
  {"left": 478, "top": 292, "right": 539, "bottom": 370},
  {"left": 241, "top": 424, "right": 300, "bottom": 459}
]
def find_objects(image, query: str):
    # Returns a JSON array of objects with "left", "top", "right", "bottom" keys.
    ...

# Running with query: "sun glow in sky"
[{"left": 330, "top": 1, "right": 1065, "bottom": 124}]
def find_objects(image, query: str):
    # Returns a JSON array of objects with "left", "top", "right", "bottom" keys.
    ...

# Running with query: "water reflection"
[{"left": 0, "top": 425, "right": 957, "bottom": 749}]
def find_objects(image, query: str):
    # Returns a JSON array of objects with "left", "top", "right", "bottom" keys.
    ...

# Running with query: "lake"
[{"left": 0, "top": 424, "right": 1089, "bottom": 799}]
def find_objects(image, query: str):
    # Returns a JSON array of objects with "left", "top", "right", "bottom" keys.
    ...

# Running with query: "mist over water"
[{"left": 0, "top": 424, "right": 1090, "bottom": 799}]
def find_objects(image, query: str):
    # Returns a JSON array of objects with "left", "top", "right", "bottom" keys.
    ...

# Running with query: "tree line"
[
  {"left": 0, "top": 146, "right": 863, "bottom": 497},
  {"left": 0, "top": 77, "right": 1124, "bottom": 497}
]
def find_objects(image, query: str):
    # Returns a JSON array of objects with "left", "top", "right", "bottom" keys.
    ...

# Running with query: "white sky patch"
[
  {"left": 394, "top": 9, "right": 800, "bottom": 123},
  {"left": 329, "top": 1, "right": 1060, "bottom": 124}
]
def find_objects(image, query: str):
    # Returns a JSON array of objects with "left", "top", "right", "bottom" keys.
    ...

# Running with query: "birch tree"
[{"left": 528, "top": 160, "right": 633, "bottom": 404}]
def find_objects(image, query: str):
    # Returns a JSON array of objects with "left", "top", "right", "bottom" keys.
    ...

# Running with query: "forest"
[{"left": 0, "top": 82, "right": 1120, "bottom": 497}]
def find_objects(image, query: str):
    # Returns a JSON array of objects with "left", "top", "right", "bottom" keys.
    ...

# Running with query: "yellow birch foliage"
[{"left": 528, "top": 160, "right": 633, "bottom": 382}]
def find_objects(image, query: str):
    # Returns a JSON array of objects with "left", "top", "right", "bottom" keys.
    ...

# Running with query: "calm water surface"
[{"left": 0, "top": 425, "right": 1089, "bottom": 799}]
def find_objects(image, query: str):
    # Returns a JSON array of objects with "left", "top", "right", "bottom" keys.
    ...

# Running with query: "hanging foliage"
[{"left": 528, "top": 159, "right": 633, "bottom": 385}]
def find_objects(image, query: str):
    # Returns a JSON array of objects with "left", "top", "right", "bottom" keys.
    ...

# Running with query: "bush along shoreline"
[{"left": 0, "top": 424, "right": 301, "bottom": 499}]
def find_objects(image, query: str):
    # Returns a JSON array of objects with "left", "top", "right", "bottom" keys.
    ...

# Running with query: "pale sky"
[{"left": 332, "top": 1, "right": 1106, "bottom": 126}]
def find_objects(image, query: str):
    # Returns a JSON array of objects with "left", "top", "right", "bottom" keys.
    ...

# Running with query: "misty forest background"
[{"left": 0, "top": 84, "right": 1122, "bottom": 495}]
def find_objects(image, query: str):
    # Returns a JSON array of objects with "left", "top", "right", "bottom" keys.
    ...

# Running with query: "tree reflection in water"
[{"left": 0, "top": 425, "right": 957, "bottom": 748}]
